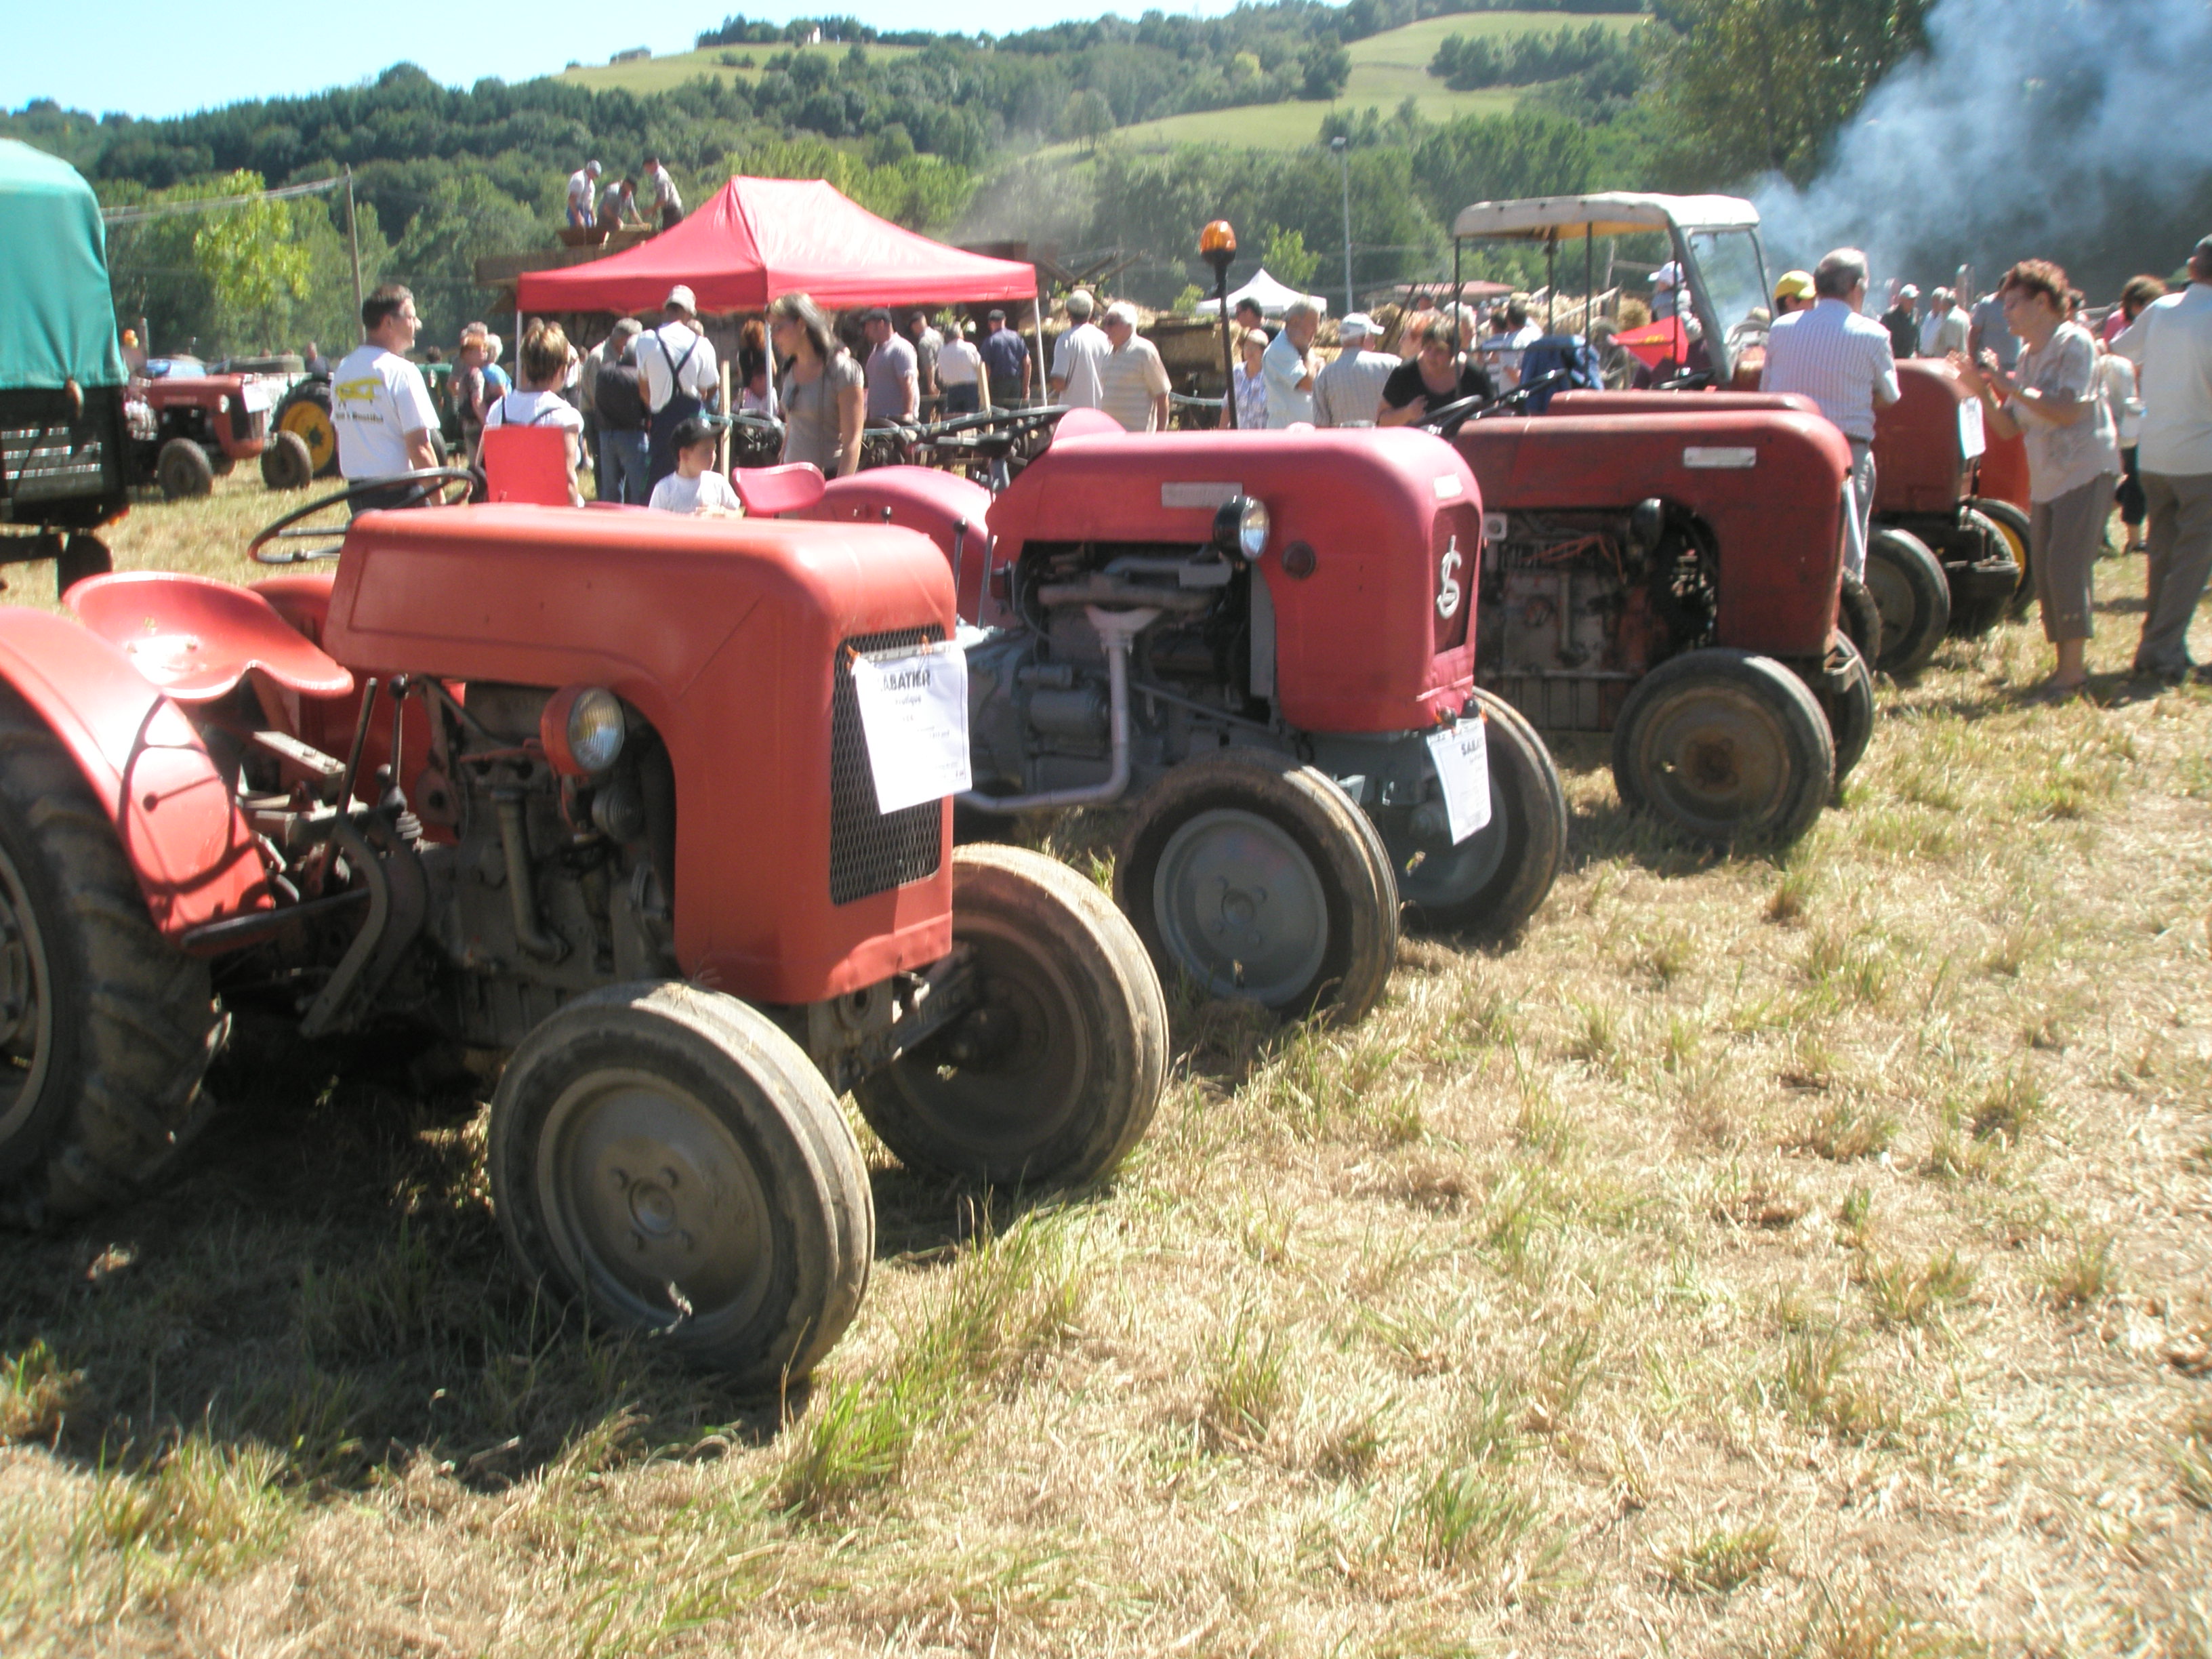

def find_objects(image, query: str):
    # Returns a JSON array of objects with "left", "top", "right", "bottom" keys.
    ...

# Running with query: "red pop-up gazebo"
[{"left": 516, "top": 176, "right": 1038, "bottom": 314}]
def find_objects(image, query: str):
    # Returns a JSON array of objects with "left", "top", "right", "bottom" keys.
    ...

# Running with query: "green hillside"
[{"left": 558, "top": 39, "right": 917, "bottom": 96}]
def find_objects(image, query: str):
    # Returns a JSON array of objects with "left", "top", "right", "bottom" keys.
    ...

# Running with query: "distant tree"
[
  {"left": 1261, "top": 224, "right": 1320, "bottom": 290},
  {"left": 392, "top": 173, "right": 543, "bottom": 346},
  {"left": 1065, "top": 89, "right": 1115, "bottom": 151},
  {"left": 1299, "top": 43, "right": 1352, "bottom": 101}
]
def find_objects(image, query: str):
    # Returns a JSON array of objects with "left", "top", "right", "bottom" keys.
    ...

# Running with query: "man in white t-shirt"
[
  {"left": 643, "top": 155, "right": 682, "bottom": 228},
  {"left": 330, "top": 284, "right": 441, "bottom": 509},
  {"left": 566, "top": 161, "right": 602, "bottom": 229},
  {"left": 640, "top": 284, "right": 719, "bottom": 488},
  {"left": 1048, "top": 289, "right": 1110, "bottom": 410},
  {"left": 936, "top": 322, "right": 987, "bottom": 415},
  {"left": 2114, "top": 233, "right": 2212, "bottom": 680},
  {"left": 1263, "top": 298, "right": 1322, "bottom": 428}
]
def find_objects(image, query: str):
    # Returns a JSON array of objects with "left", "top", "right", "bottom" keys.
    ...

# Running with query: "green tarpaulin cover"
[{"left": 1, "top": 139, "right": 126, "bottom": 392}]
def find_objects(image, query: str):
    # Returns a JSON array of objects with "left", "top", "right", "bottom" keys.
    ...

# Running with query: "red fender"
[
  {"left": 0, "top": 608, "right": 271, "bottom": 939},
  {"left": 805, "top": 466, "right": 1001, "bottom": 623}
]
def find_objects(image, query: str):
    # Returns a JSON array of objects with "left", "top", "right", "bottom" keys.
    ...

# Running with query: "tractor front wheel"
[
  {"left": 1839, "top": 574, "right": 1883, "bottom": 667},
  {"left": 1864, "top": 527, "right": 1950, "bottom": 677},
  {"left": 856, "top": 845, "right": 1168, "bottom": 1187},
  {"left": 1971, "top": 497, "right": 2035, "bottom": 621},
  {"left": 156, "top": 438, "right": 214, "bottom": 501},
  {"left": 275, "top": 382, "right": 340, "bottom": 478},
  {"left": 1376, "top": 691, "right": 1567, "bottom": 937},
  {"left": 1809, "top": 634, "right": 1875, "bottom": 783},
  {"left": 260, "top": 430, "right": 314, "bottom": 491},
  {"left": 1114, "top": 748, "right": 1397, "bottom": 1023},
  {"left": 489, "top": 981, "right": 872, "bottom": 1391},
  {"left": 0, "top": 687, "right": 226, "bottom": 1225},
  {"left": 1612, "top": 648, "right": 1835, "bottom": 850}
]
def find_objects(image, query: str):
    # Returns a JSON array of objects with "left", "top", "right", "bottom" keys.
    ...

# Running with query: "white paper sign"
[
  {"left": 1957, "top": 395, "right": 1986, "bottom": 461},
  {"left": 849, "top": 642, "right": 972, "bottom": 814},
  {"left": 1425, "top": 716, "right": 1492, "bottom": 844}
]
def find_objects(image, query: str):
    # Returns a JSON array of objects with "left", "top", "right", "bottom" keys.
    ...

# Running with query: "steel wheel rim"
[
  {"left": 280, "top": 403, "right": 335, "bottom": 472},
  {"left": 1153, "top": 807, "right": 1329, "bottom": 1004},
  {"left": 0, "top": 842, "right": 54, "bottom": 1147},
  {"left": 537, "top": 1067, "right": 775, "bottom": 1337},
  {"left": 1395, "top": 785, "right": 1511, "bottom": 911},
  {"left": 1862, "top": 550, "right": 1917, "bottom": 639},
  {"left": 1635, "top": 683, "right": 1794, "bottom": 832},
  {"left": 899, "top": 913, "right": 1090, "bottom": 1160}
]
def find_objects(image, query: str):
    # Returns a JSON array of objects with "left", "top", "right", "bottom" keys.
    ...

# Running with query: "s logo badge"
[{"left": 1436, "top": 535, "right": 1463, "bottom": 621}]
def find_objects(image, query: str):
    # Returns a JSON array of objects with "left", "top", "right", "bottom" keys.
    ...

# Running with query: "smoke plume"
[{"left": 1752, "top": 0, "right": 2212, "bottom": 298}]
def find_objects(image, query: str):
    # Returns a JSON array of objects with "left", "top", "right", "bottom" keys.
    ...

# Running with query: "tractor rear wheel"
[
  {"left": 54, "top": 535, "right": 112, "bottom": 599},
  {"left": 260, "top": 430, "right": 314, "bottom": 491},
  {"left": 1612, "top": 648, "right": 1834, "bottom": 850},
  {"left": 1971, "top": 497, "right": 2035, "bottom": 621},
  {"left": 489, "top": 981, "right": 872, "bottom": 1391},
  {"left": 1376, "top": 691, "right": 1567, "bottom": 937},
  {"left": 0, "top": 687, "right": 226, "bottom": 1225},
  {"left": 275, "top": 382, "right": 340, "bottom": 478},
  {"left": 1864, "top": 527, "right": 1950, "bottom": 676},
  {"left": 155, "top": 438, "right": 213, "bottom": 501},
  {"left": 1114, "top": 747, "right": 1396, "bottom": 1023},
  {"left": 857, "top": 846, "right": 1167, "bottom": 1187},
  {"left": 1838, "top": 574, "right": 1883, "bottom": 668},
  {"left": 1811, "top": 634, "right": 1875, "bottom": 783}
]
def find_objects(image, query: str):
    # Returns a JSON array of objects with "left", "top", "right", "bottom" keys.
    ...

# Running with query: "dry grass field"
[{"left": 1, "top": 476, "right": 2209, "bottom": 1657}]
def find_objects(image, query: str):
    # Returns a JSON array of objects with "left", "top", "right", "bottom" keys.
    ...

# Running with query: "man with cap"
[
  {"left": 980, "top": 308, "right": 1030, "bottom": 407},
  {"left": 1651, "top": 260, "right": 1684, "bottom": 318},
  {"left": 1881, "top": 284, "right": 1921, "bottom": 359},
  {"left": 1920, "top": 287, "right": 1968, "bottom": 358},
  {"left": 1048, "top": 289, "right": 1109, "bottom": 410},
  {"left": 639, "top": 285, "right": 718, "bottom": 489},
  {"left": 2112, "top": 233, "right": 2212, "bottom": 682},
  {"left": 862, "top": 309, "right": 919, "bottom": 424},
  {"left": 1313, "top": 313, "right": 1399, "bottom": 428},
  {"left": 1772, "top": 269, "right": 1816, "bottom": 319},
  {"left": 567, "top": 160, "right": 602, "bottom": 230}
]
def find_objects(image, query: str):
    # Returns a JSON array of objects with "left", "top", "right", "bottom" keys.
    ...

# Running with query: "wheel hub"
[{"left": 1153, "top": 807, "right": 1329, "bottom": 1004}]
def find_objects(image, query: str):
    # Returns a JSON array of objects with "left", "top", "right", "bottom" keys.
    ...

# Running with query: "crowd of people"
[{"left": 1757, "top": 239, "right": 2212, "bottom": 695}]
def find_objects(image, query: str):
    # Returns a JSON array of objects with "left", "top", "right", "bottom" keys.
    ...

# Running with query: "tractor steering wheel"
[
  {"left": 1414, "top": 368, "right": 1572, "bottom": 435},
  {"left": 247, "top": 467, "right": 473, "bottom": 565}
]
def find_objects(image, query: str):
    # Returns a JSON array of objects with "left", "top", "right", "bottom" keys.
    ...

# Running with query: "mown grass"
[{"left": 0, "top": 480, "right": 2207, "bottom": 1654}]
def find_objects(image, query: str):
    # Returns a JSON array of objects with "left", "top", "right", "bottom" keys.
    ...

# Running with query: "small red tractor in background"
[
  {"left": 739, "top": 413, "right": 1570, "bottom": 1025},
  {"left": 0, "top": 471, "right": 1168, "bottom": 1389},
  {"left": 133, "top": 367, "right": 316, "bottom": 497}
]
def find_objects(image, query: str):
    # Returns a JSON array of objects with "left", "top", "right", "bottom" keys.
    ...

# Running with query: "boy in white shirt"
[{"left": 649, "top": 417, "right": 743, "bottom": 516}]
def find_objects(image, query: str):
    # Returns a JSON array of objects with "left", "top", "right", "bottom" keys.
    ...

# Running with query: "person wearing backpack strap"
[
  {"left": 483, "top": 320, "right": 587, "bottom": 506},
  {"left": 642, "top": 285, "right": 720, "bottom": 489}
]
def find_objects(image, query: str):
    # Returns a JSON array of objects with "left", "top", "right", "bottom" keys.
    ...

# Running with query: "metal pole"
[
  {"left": 344, "top": 167, "right": 363, "bottom": 335},
  {"left": 1545, "top": 234, "right": 1556, "bottom": 332},
  {"left": 1332, "top": 138, "right": 1353, "bottom": 316},
  {"left": 1583, "top": 223, "right": 1593, "bottom": 333},
  {"left": 1216, "top": 266, "right": 1236, "bottom": 428},
  {"left": 1452, "top": 235, "right": 1462, "bottom": 355}
]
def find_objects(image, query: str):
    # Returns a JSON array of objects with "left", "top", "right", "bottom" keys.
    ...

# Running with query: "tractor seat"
[
  {"left": 67, "top": 571, "right": 354, "bottom": 703},
  {"left": 731, "top": 462, "right": 825, "bottom": 516}
]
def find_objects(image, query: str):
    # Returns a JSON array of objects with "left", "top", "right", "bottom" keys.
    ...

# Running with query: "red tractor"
[
  {"left": 737, "top": 412, "right": 1570, "bottom": 1025},
  {"left": 0, "top": 471, "right": 1168, "bottom": 1389},
  {"left": 134, "top": 368, "right": 316, "bottom": 497}
]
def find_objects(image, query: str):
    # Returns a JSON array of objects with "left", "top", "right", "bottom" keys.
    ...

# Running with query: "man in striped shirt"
[
  {"left": 1762, "top": 247, "right": 1901, "bottom": 579},
  {"left": 1313, "top": 313, "right": 1400, "bottom": 427}
]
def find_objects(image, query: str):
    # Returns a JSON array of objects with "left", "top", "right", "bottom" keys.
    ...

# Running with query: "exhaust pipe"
[
  {"left": 959, "top": 605, "right": 1160, "bottom": 814},
  {"left": 493, "top": 790, "right": 568, "bottom": 962}
]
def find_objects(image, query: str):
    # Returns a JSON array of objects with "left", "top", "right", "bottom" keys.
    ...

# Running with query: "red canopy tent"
[{"left": 516, "top": 176, "right": 1038, "bottom": 315}]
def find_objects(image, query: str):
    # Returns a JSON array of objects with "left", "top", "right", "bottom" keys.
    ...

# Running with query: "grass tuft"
[
  {"left": 1793, "top": 1097, "right": 1898, "bottom": 1162},
  {"left": 2041, "top": 1230, "right": 2122, "bottom": 1309},
  {"left": 1777, "top": 1324, "right": 1902, "bottom": 1443},
  {"left": 0, "top": 1341, "right": 79, "bottom": 1444},
  {"left": 1856, "top": 1250, "right": 1978, "bottom": 1326},
  {"left": 1200, "top": 1307, "right": 1288, "bottom": 1450},
  {"left": 1662, "top": 1519, "right": 1779, "bottom": 1595}
]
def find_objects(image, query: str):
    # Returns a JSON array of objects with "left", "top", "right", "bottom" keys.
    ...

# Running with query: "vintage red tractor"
[
  {"left": 0, "top": 471, "right": 1168, "bottom": 1389},
  {"left": 737, "top": 413, "right": 1570, "bottom": 1024},
  {"left": 134, "top": 368, "right": 316, "bottom": 497}
]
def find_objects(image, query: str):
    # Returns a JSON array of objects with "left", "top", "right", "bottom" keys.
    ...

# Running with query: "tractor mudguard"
[
  {"left": 0, "top": 608, "right": 271, "bottom": 939},
  {"left": 806, "top": 468, "right": 1001, "bottom": 626}
]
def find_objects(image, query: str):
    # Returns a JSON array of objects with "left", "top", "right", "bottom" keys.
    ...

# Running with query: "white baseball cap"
[
  {"left": 1340, "top": 312, "right": 1375, "bottom": 339},
  {"left": 665, "top": 285, "right": 697, "bottom": 314}
]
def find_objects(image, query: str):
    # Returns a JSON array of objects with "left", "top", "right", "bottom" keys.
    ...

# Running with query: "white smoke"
[{"left": 1752, "top": 0, "right": 2212, "bottom": 295}]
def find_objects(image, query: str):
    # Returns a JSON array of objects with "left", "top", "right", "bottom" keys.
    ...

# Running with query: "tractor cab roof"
[{"left": 1450, "top": 192, "right": 1761, "bottom": 242}]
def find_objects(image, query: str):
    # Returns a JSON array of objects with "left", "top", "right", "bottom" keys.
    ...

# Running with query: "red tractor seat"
[
  {"left": 731, "top": 462, "right": 825, "bottom": 516},
  {"left": 67, "top": 571, "right": 354, "bottom": 703},
  {"left": 1054, "top": 408, "right": 1124, "bottom": 441},
  {"left": 480, "top": 425, "right": 575, "bottom": 505}
]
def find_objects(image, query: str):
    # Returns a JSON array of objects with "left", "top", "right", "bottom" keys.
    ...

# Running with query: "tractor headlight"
[
  {"left": 1213, "top": 495, "right": 1270, "bottom": 560},
  {"left": 541, "top": 685, "right": 626, "bottom": 775}
]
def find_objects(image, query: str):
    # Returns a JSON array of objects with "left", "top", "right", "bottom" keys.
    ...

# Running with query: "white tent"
[{"left": 1194, "top": 267, "right": 1329, "bottom": 317}]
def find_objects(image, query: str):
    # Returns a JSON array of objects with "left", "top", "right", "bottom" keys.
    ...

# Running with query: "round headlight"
[
  {"left": 1236, "top": 497, "right": 1270, "bottom": 560},
  {"left": 541, "top": 685, "right": 626, "bottom": 775}
]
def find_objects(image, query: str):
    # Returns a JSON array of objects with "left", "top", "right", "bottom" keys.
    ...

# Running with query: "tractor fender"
[
  {"left": 808, "top": 467, "right": 1002, "bottom": 624},
  {"left": 0, "top": 608, "right": 271, "bottom": 939}
]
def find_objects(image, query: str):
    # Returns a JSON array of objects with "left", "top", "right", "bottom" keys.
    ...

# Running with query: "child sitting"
[{"left": 647, "top": 415, "right": 744, "bottom": 516}]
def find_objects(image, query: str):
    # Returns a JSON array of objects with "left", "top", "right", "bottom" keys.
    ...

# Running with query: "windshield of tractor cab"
[{"left": 1683, "top": 227, "right": 1770, "bottom": 366}]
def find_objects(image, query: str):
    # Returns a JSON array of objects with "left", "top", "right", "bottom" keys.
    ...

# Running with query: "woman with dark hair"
[
  {"left": 769, "top": 293, "right": 864, "bottom": 477},
  {"left": 1376, "top": 315, "right": 1496, "bottom": 432},
  {"left": 1952, "top": 260, "right": 2120, "bottom": 697},
  {"left": 737, "top": 316, "right": 775, "bottom": 421}
]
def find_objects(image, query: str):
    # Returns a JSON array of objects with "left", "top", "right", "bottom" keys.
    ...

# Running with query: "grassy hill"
[
  {"left": 558, "top": 39, "right": 917, "bottom": 96},
  {"left": 1045, "top": 10, "right": 1639, "bottom": 155}
]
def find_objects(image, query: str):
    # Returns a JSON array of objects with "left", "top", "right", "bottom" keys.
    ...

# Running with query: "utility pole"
[
  {"left": 1330, "top": 135, "right": 1353, "bottom": 315},
  {"left": 344, "top": 167, "right": 363, "bottom": 335}
]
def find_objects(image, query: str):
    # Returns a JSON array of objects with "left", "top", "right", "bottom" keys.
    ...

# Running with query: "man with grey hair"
[
  {"left": 2113, "top": 234, "right": 2212, "bottom": 682},
  {"left": 1264, "top": 296, "right": 1323, "bottom": 427},
  {"left": 1096, "top": 302, "right": 1171, "bottom": 432},
  {"left": 1761, "top": 247, "right": 1900, "bottom": 578},
  {"left": 1048, "top": 289, "right": 1109, "bottom": 411},
  {"left": 1313, "top": 313, "right": 1399, "bottom": 428},
  {"left": 1920, "top": 287, "right": 1968, "bottom": 359}
]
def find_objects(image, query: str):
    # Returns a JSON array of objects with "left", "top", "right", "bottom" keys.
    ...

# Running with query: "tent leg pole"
[
  {"left": 1452, "top": 238, "right": 1462, "bottom": 356},
  {"left": 1584, "top": 225, "right": 1593, "bottom": 333},
  {"left": 1029, "top": 282, "right": 1047, "bottom": 409}
]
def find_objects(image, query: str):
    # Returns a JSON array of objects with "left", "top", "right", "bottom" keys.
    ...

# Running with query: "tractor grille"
[
  {"left": 2, "top": 425, "right": 107, "bottom": 503},
  {"left": 828, "top": 624, "right": 947, "bottom": 905}
]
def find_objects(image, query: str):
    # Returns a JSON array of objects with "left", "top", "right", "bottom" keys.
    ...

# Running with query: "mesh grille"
[{"left": 829, "top": 625, "right": 947, "bottom": 905}]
